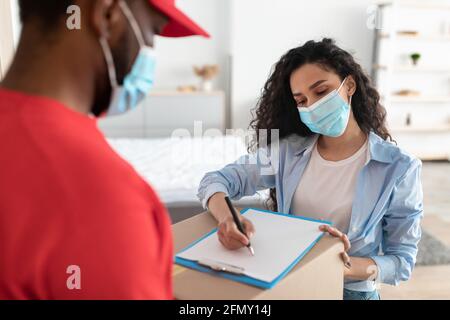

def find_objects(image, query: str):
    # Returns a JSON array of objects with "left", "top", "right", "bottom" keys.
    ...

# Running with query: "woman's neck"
[{"left": 317, "top": 112, "right": 368, "bottom": 162}]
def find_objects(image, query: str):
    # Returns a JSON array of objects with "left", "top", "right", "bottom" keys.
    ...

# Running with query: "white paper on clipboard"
[{"left": 177, "top": 208, "right": 328, "bottom": 283}]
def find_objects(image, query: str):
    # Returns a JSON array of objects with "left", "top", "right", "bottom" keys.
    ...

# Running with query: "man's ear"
[{"left": 90, "top": 0, "right": 123, "bottom": 39}]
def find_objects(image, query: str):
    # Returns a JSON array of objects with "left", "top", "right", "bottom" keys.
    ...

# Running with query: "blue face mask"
[
  {"left": 298, "top": 78, "right": 352, "bottom": 137},
  {"left": 99, "top": 0, "right": 156, "bottom": 117}
]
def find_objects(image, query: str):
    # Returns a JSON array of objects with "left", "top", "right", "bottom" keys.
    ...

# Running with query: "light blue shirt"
[{"left": 197, "top": 131, "right": 423, "bottom": 291}]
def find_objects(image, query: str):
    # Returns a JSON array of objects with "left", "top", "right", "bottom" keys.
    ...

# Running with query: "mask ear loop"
[
  {"left": 303, "top": 77, "right": 349, "bottom": 111},
  {"left": 338, "top": 77, "right": 353, "bottom": 106},
  {"left": 337, "top": 77, "right": 348, "bottom": 92},
  {"left": 118, "top": 0, "right": 146, "bottom": 48},
  {"left": 99, "top": 36, "right": 119, "bottom": 89},
  {"left": 99, "top": 1, "right": 146, "bottom": 92}
]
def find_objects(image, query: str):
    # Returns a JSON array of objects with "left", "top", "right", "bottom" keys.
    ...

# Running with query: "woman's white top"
[{"left": 291, "top": 139, "right": 369, "bottom": 234}]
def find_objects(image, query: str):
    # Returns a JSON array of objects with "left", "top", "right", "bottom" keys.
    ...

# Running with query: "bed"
[{"left": 107, "top": 135, "right": 268, "bottom": 223}]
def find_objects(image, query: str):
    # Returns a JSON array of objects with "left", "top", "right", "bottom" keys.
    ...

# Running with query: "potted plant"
[{"left": 410, "top": 52, "right": 421, "bottom": 66}]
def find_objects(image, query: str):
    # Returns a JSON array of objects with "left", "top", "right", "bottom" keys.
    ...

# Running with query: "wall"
[
  {"left": 153, "top": 0, "right": 231, "bottom": 92},
  {"left": 152, "top": 0, "right": 232, "bottom": 127},
  {"left": 10, "top": 0, "right": 21, "bottom": 45},
  {"left": 0, "top": 0, "right": 16, "bottom": 78}
]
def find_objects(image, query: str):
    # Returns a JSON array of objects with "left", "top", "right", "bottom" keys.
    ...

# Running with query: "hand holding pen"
[{"left": 216, "top": 196, "right": 256, "bottom": 255}]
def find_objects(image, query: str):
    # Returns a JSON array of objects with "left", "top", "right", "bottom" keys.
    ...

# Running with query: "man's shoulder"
[{"left": 3, "top": 106, "right": 154, "bottom": 202}]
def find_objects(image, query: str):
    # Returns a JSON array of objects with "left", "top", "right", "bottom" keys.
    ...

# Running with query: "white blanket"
[{"left": 107, "top": 136, "right": 268, "bottom": 206}]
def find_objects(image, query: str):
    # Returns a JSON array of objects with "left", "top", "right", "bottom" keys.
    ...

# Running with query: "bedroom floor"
[{"left": 379, "top": 161, "right": 450, "bottom": 300}]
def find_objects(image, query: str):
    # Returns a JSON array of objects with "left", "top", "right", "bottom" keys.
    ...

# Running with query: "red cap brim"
[{"left": 149, "top": 0, "right": 210, "bottom": 38}]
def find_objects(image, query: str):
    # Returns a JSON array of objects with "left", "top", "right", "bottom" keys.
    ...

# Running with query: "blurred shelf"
[
  {"left": 374, "top": 65, "right": 450, "bottom": 72},
  {"left": 390, "top": 125, "right": 450, "bottom": 133},
  {"left": 411, "top": 154, "right": 450, "bottom": 161},
  {"left": 383, "top": 96, "right": 450, "bottom": 103},
  {"left": 378, "top": 34, "right": 450, "bottom": 41},
  {"left": 376, "top": 0, "right": 450, "bottom": 10}
]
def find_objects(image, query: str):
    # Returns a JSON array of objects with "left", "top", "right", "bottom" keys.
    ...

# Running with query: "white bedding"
[{"left": 107, "top": 136, "right": 268, "bottom": 206}]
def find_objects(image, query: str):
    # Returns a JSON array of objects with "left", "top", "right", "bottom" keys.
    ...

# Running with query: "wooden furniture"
[{"left": 98, "top": 90, "right": 226, "bottom": 138}]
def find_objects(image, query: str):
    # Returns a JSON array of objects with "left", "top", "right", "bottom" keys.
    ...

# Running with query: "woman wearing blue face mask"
[{"left": 198, "top": 38, "right": 423, "bottom": 300}]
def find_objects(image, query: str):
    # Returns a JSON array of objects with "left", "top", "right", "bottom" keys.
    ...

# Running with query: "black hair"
[{"left": 18, "top": 0, "right": 73, "bottom": 29}]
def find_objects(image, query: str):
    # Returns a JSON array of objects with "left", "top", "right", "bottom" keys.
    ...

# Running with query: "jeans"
[{"left": 343, "top": 288, "right": 381, "bottom": 300}]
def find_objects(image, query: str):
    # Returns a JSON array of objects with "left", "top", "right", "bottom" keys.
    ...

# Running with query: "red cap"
[{"left": 149, "top": 0, "right": 210, "bottom": 38}]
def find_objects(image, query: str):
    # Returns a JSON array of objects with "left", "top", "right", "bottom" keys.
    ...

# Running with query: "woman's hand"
[
  {"left": 217, "top": 216, "right": 255, "bottom": 250},
  {"left": 319, "top": 225, "right": 352, "bottom": 269},
  {"left": 207, "top": 192, "right": 256, "bottom": 250},
  {"left": 319, "top": 225, "right": 379, "bottom": 281}
]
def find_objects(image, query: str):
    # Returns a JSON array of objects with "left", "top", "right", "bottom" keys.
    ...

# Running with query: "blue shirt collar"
[
  {"left": 367, "top": 131, "right": 394, "bottom": 164},
  {"left": 294, "top": 131, "right": 393, "bottom": 164}
]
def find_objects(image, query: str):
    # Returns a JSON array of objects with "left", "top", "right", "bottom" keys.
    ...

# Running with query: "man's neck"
[{"left": 1, "top": 29, "right": 95, "bottom": 115}]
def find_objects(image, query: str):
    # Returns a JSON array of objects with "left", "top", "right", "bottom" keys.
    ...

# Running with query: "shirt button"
[{"left": 351, "top": 226, "right": 359, "bottom": 233}]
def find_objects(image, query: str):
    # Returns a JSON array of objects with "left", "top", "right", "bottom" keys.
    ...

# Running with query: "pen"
[{"left": 224, "top": 196, "right": 255, "bottom": 256}]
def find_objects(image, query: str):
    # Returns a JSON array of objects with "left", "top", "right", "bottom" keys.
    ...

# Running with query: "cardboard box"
[{"left": 173, "top": 212, "right": 344, "bottom": 300}]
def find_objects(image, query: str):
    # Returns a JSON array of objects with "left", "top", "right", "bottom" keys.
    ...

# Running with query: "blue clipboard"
[{"left": 174, "top": 208, "right": 332, "bottom": 289}]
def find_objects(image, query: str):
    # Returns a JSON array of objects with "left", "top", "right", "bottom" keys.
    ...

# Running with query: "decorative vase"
[{"left": 201, "top": 80, "right": 213, "bottom": 92}]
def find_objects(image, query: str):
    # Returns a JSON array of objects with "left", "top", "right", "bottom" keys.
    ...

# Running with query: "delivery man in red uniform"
[{"left": 0, "top": 0, "right": 209, "bottom": 299}]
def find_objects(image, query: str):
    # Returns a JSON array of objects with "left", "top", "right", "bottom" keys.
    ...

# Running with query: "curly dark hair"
[{"left": 249, "top": 38, "right": 393, "bottom": 211}]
